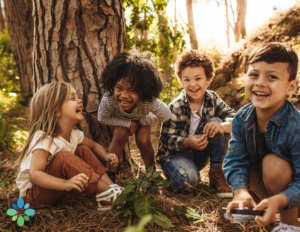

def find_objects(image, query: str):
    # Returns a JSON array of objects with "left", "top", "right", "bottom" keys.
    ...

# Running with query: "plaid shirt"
[{"left": 156, "top": 90, "right": 236, "bottom": 163}]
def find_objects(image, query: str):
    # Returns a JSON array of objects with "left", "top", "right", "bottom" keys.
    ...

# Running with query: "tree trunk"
[
  {"left": 239, "top": 0, "right": 247, "bottom": 39},
  {"left": 159, "top": 12, "right": 171, "bottom": 83},
  {"left": 185, "top": 0, "right": 198, "bottom": 50},
  {"left": 225, "top": 0, "right": 230, "bottom": 48},
  {"left": 0, "top": 2, "right": 5, "bottom": 33},
  {"left": 4, "top": 0, "right": 34, "bottom": 104},
  {"left": 32, "top": 0, "right": 127, "bottom": 156},
  {"left": 234, "top": 0, "right": 247, "bottom": 42}
]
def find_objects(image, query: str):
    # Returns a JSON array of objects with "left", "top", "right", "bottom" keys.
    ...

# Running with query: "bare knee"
[
  {"left": 136, "top": 135, "right": 152, "bottom": 151},
  {"left": 112, "top": 127, "right": 129, "bottom": 144},
  {"left": 262, "top": 154, "right": 293, "bottom": 186}
]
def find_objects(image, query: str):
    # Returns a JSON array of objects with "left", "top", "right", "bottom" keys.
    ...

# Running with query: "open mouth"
[
  {"left": 119, "top": 100, "right": 132, "bottom": 107},
  {"left": 76, "top": 108, "right": 82, "bottom": 113},
  {"left": 189, "top": 89, "right": 200, "bottom": 93},
  {"left": 253, "top": 91, "right": 270, "bottom": 97}
]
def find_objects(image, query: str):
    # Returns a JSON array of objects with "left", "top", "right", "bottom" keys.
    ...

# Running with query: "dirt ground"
[{"left": 0, "top": 122, "right": 280, "bottom": 232}]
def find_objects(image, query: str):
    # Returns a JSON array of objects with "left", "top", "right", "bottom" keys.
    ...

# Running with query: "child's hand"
[
  {"left": 203, "top": 122, "right": 224, "bottom": 138},
  {"left": 254, "top": 196, "right": 283, "bottom": 227},
  {"left": 184, "top": 134, "right": 208, "bottom": 150},
  {"left": 64, "top": 173, "right": 89, "bottom": 192},
  {"left": 226, "top": 188, "right": 256, "bottom": 221},
  {"left": 106, "top": 153, "right": 119, "bottom": 167}
]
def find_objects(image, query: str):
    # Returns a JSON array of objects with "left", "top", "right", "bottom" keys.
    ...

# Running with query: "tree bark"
[
  {"left": 185, "top": 0, "right": 198, "bottom": 50},
  {"left": 0, "top": 1, "right": 5, "bottom": 33},
  {"left": 159, "top": 12, "right": 171, "bottom": 83},
  {"left": 32, "top": 0, "right": 126, "bottom": 153},
  {"left": 225, "top": 0, "right": 230, "bottom": 48},
  {"left": 4, "top": 0, "right": 34, "bottom": 104},
  {"left": 234, "top": 0, "right": 247, "bottom": 42}
]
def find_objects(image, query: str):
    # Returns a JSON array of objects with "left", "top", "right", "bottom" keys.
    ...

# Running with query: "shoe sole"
[{"left": 215, "top": 192, "right": 233, "bottom": 198}]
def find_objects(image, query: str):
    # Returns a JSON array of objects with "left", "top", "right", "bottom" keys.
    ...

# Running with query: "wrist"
[
  {"left": 270, "top": 194, "right": 288, "bottom": 209},
  {"left": 182, "top": 137, "right": 190, "bottom": 149},
  {"left": 233, "top": 187, "right": 250, "bottom": 197}
]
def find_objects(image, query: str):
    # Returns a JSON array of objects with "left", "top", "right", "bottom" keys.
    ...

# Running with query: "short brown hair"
[
  {"left": 175, "top": 50, "right": 215, "bottom": 79},
  {"left": 248, "top": 43, "right": 298, "bottom": 81}
]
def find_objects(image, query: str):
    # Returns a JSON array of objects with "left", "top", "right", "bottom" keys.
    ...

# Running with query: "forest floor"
[{"left": 0, "top": 110, "right": 280, "bottom": 232}]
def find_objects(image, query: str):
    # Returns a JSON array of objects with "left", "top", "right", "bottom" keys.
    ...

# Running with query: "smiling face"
[
  {"left": 180, "top": 66, "right": 212, "bottom": 103},
  {"left": 114, "top": 78, "right": 140, "bottom": 113},
  {"left": 245, "top": 61, "right": 297, "bottom": 115},
  {"left": 59, "top": 88, "right": 84, "bottom": 124}
]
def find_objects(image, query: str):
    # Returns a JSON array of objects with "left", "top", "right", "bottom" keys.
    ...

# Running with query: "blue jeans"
[{"left": 160, "top": 117, "right": 229, "bottom": 192}]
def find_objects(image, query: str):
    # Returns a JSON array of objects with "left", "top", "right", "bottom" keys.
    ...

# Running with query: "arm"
[
  {"left": 98, "top": 93, "right": 131, "bottom": 129},
  {"left": 29, "top": 149, "right": 89, "bottom": 192},
  {"left": 139, "top": 98, "right": 171, "bottom": 126},
  {"left": 80, "top": 136, "right": 118, "bottom": 166},
  {"left": 223, "top": 115, "right": 254, "bottom": 219}
]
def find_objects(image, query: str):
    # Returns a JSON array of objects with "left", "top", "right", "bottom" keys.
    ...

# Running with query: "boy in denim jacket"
[
  {"left": 156, "top": 50, "right": 235, "bottom": 198},
  {"left": 224, "top": 43, "right": 300, "bottom": 231}
]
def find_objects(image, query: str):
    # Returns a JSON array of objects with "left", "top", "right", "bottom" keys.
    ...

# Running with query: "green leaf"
[
  {"left": 135, "top": 176, "right": 145, "bottom": 185},
  {"left": 153, "top": 211, "right": 175, "bottom": 228},
  {"left": 112, "top": 190, "right": 139, "bottom": 207},
  {"left": 134, "top": 196, "right": 155, "bottom": 218},
  {"left": 160, "top": 179, "right": 171, "bottom": 188},
  {"left": 140, "top": 178, "right": 151, "bottom": 194},
  {"left": 146, "top": 166, "right": 154, "bottom": 177},
  {"left": 152, "top": 171, "right": 161, "bottom": 179},
  {"left": 123, "top": 214, "right": 152, "bottom": 232},
  {"left": 149, "top": 185, "right": 157, "bottom": 194},
  {"left": 173, "top": 205, "right": 203, "bottom": 224},
  {"left": 122, "top": 183, "right": 136, "bottom": 194}
]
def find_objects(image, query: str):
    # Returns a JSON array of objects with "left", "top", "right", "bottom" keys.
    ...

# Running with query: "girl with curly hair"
[{"left": 98, "top": 50, "right": 171, "bottom": 183}]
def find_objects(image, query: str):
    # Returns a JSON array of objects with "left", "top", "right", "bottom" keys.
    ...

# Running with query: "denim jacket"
[{"left": 223, "top": 100, "right": 300, "bottom": 210}]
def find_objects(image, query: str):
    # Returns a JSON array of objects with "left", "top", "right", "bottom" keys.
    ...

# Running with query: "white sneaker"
[{"left": 271, "top": 223, "right": 300, "bottom": 232}]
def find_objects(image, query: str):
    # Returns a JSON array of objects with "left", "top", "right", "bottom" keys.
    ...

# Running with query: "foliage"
[
  {"left": 124, "top": 0, "right": 188, "bottom": 105},
  {"left": 160, "top": 77, "right": 183, "bottom": 104},
  {"left": 0, "top": 171, "right": 18, "bottom": 189},
  {"left": 0, "top": 107, "right": 28, "bottom": 155},
  {"left": 123, "top": 215, "right": 152, "bottom": 232},
  {"left": 0, "top": 30, "right": 19, "bottom": 92},
  {"left": 198, "top": 37, "right": 225, "bottom": 71},
  {"left": 173, "top": 205, "right": 205, "bottom": 224},
  {"left": 112, "top": 166, "right": 174, "bottom": 228}
]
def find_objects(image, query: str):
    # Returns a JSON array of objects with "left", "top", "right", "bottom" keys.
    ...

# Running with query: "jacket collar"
[{"left": 240, "top": 100, "right": 289, "bottom": 128}]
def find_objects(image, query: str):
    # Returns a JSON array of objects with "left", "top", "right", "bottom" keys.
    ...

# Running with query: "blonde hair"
[{"left": 16, "top": 82, "right": 73, "bottom": 168}]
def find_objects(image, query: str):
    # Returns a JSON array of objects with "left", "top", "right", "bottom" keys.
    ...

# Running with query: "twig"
[
  {"left": 136, "top": 162, "right": 141, "bottom": 178},
  {"left": 6, "top": 193, "right": 11, "bottom": 208}
]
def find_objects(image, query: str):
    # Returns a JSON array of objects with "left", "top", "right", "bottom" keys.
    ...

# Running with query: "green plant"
[
  {"left": 0, "top": 107, "right": 28, "bottom": 155},
  {"left": 112, "top": 166, "right": 174, "bottom": 228},
  {"left": 123, "top": 214, "right": 152, "bottom": 232},
  {"left": 0, "top": 171, "right": 18, "bottom": 189},
  {"left": 173, "top": 205, "right": 205, "bottom": 224}
]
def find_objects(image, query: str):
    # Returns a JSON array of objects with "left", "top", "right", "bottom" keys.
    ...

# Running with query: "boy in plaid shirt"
[{"left": 156, "top": 50, "right": 235, "bottom": 197}]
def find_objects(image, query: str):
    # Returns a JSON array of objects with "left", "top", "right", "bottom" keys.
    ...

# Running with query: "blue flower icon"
[{"left": 6, "top": 198, "right": 35, "bottom": 226}]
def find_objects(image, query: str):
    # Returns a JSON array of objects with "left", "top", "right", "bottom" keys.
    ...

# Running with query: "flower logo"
[{"left": 6, "top": 198, "right": 35, "bottom": 226}]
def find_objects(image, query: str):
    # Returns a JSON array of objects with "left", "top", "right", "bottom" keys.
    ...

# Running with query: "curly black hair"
[
  {"left": 100, "top": 50, "right": 163, "bottom": 102},
  {"left": 175, "top": 49, "right": 215, "bottom": 80}
]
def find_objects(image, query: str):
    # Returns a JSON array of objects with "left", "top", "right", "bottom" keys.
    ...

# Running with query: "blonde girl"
[{"left": 16, "top": 82, "right": 122, "bottom": 211}]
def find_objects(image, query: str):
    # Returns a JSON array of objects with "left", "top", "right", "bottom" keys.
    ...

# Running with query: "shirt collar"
[{"left": 241, "top": 100, "right": 289, "bottom": 128}]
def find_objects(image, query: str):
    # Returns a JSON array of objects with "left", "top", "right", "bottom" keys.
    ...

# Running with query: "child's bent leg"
[
  {"left": 108, "top": 126, "right": 129, "bottom": 172},
  {"left": 160, "top": 152, "right": 199, "bottom": 192},
  {"left": 135, "top": 125, "right": 154, "bottom": 169},
  {"left": 262, "top": 154, "right": 299, "bottom": 227},
  {"left": 26, "top": 150, "right": 105, "bottom": 206},
  {"left": 203, "top": 117, "right": 231, "bottom": 197}
]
